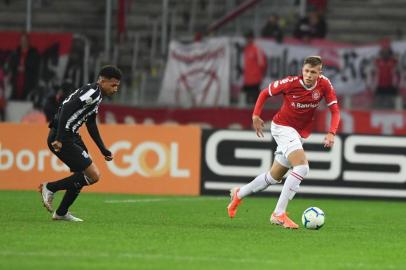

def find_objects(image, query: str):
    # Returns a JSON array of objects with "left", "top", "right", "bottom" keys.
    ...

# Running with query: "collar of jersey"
[{"left": 299, "top": 79, "right": 318, "bottom": 91}]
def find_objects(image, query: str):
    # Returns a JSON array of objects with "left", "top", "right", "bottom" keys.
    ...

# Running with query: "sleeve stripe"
[
  {"left": 327, "top": 100, "right": 338, "bottom": 106},
  {"left": 79, "top": 89, "right": 96, "bottom": 101},
  {"left": 268, "top": 83, "right": 273, "bottom": 96}
]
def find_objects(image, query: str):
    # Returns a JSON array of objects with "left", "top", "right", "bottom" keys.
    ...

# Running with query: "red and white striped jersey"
[{"left": 267, "top": 75, "right": 337, "bottom": 138}]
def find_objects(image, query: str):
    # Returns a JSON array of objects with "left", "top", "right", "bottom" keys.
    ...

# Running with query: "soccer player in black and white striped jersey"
[{"left": 39, "top": 65, "right": 122, "bottom": 222}]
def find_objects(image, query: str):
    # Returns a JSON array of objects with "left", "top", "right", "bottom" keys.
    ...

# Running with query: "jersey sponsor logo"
[
  {"left": 296, "top": 102, "right": 319, "bottom": 109},
  {"left": 273, "top": 81, "right": 279, "bottom": 88},
  {"left": 273, "top": 77, "right": 298, "bottom": 89}
]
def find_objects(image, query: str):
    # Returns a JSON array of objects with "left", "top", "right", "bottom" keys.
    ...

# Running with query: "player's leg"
[
  {"left": 74, "top": 134, "right": 101, "bottom": 185},
  {"left": 83, "top": 162, "right": 101, "bottom": 185},
  {"left": 54, "top": 162, "right": 100, "bottom": 216},
  {"left": 40, "top": 130, "right": 90, "bottom": 212},
  {"left": 52, "top": 186, "right": 84, "bottom": 222},
  {"left": 269, "top": 122, "right": 307, "bottom": 228},
  {"left": 271, "top": 149, "right": 308, "bottom": 229},
  {"left": 237, "top": 161, "right": 288, "bottom": 199},
  {"left": 52, "top": 163, "right": 100, "bottom": 220},
  {"left": 52, "top": 163, "right": 100, "bottom": 222},
  {"left": 227, "top": 157, "right": 289, "bottom": 218},
  {"left": 45, "top": 171, "right": 92, "bottom": 192},
  {"left": 43, "top": 133, "right": 93, "bottom": 193},
  {"left": 41, "top": 132, "right": 94, "bottom": 219},
  {"left": 274, "top": 149, "right": 308, "bottom": 215},
  {"left": 40, "top": 172, "right": 88, "bottom": 213},
  {"left": 53, "top": 136, "right": 101, "bottom": 219}
]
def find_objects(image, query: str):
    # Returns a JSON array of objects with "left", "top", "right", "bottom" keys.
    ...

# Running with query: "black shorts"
[
  {"left": 47, "top": 128, "right": 93, "bottom": 172},
  {"left": 243, "top": 84, "right": 260, "bottom": 104}
]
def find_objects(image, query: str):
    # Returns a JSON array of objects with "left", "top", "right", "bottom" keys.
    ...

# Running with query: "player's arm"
[
  {"left": 86, "top": 114, "right": 113, "bottom": 161},
  {"left": 252, "top": 79, "right": 286, "bottom": 137},
  {"left": 52, "top": 98, "right": 82, "bottom": 152},
  {"left": 324, "top": 82, "right": 341, "bottom": 149},
  {"left": 324, "top": 103, "right": 340, "bottom": 147},
  {"left": 252, "top": 89, "right": 270, "bottom": 138},
  {"left": 321, "top": 76, "right": 341, "bottom": 148}
]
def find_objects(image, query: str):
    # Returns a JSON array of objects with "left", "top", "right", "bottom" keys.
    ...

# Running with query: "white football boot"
[
  {"left": 39, "top": 183, "right": 54, "bottom": 212},
  {"left": 52, "top": 212, "right": 84, "bottom": 222}
]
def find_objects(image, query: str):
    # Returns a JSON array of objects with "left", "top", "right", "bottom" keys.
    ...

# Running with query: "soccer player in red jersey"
[{"left": 227, "top": 56, "right": 340, "bottom": 229}]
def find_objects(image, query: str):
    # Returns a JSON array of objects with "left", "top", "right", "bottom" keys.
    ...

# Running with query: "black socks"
[
  {"left": 46, "top": 173, "right": 90, "bottom": 216},
  {"left": 55, "top": 187, "right": 82, "bottom": 216},
  {"left": 46, "top": 173, "right": 89, "bottom": 192}
]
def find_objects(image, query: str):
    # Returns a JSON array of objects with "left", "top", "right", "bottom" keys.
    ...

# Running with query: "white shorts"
[{"left": 271, "top": 122, "right": 304, "bottom": 168}]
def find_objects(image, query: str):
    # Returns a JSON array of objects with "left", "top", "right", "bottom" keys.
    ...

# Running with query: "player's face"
[
  {"left": 99, "top": 78, "right": 120, "bottom": 96},
  {"left": 302, "top": 64, "right": 322, "bottom": 87}
]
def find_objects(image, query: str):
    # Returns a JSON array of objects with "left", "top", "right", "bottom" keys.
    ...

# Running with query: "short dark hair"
[
  {"left": 304, "top": 56, "right": 322, "bottom": 66},
  {"left": 98, "top": 65, "right": 122, "bottom": 80}
]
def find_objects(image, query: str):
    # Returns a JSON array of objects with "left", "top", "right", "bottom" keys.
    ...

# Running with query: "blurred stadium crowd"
[{"left": 0, "top": 0, "right": 405, "bottom": 126}]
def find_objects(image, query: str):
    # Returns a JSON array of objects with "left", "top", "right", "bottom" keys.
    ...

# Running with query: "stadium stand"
[
  {"left": 327, "top": 0, "right": 406, "bottom": 43},
  {"left": 1, "top": 0, "right": 405, "bottom": 108}
]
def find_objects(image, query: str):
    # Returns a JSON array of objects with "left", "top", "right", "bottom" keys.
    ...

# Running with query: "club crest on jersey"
[{"left": 312, "top": 90, "right": 320, "bottom": 100}]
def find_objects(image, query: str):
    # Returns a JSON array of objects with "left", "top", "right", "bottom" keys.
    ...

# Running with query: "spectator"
[
  {"left": 44, "top": 80, "right": 75, "bottom": 122},
  {"left": 242, "top": 31, "right": 267, "bottom": 105},
  {"left": 372, "top": 39, "right": 400, "bottom": 108},
  {"left": 293, "top": 11, "right": 327, "bottom": 40},
  {"left": 260, "top": 14, "right": 284, "bottom": 43},
  {"left": 64, "top": 40, "right": 84, "bottom": 87},
  {"left": 9, "top": 32, "right": 40, "bottom": 100}
]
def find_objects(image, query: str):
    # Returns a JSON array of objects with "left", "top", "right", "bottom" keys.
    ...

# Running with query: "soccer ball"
[{"left": 302, "top": 207, "right": 325, "bottom": 230}]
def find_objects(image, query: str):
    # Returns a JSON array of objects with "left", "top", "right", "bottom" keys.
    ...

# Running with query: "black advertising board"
[{"left": 201, "top": 129, "right": 406, "bottom": 199}]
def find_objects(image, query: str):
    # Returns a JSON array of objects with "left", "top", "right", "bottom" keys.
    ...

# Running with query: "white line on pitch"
[{"left": 104, "top": 197, "right": 225, "bottom": 204}]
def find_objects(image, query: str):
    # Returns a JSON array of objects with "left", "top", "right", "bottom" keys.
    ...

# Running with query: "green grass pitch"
[{"left": 1, "top": 190, "right": 406, "bottom": 270}]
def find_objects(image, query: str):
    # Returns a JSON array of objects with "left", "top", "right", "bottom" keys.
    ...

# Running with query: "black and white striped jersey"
[{"left": 51, "top": 82, "right": 102, "bottom": 140}]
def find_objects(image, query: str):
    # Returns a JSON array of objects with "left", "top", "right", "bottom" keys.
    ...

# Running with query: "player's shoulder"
[
  {"left": 319, "top": 75, "right": 334, "bottom": 89},
  {"left": 80, "top": 82, "right": 98, "bottom": 91},
  {"left": 319, "top": 75, "right": 332, "bottom": 84},
  {"left": 283, "top": 75, "right": 300, "bottom": 82},
  {"left": 272, "top": 75, "right": 300, "bottom": 88},
  {"left": 78, "top": 83, "right": 99, "bottom": 96}
]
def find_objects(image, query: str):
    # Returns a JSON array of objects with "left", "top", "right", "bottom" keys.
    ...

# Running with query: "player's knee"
[
  {"left": 97, "top": 171, "right": 101, "bottom": 181},
  {"left": 92, "top": 171, "right": 101, "bottom": 183},
  {"left": 292, "top": 164, "right": 310, "bottom": 178},
  {"left": 84, "top": 172, "right": 100, "bottom": 185}
]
